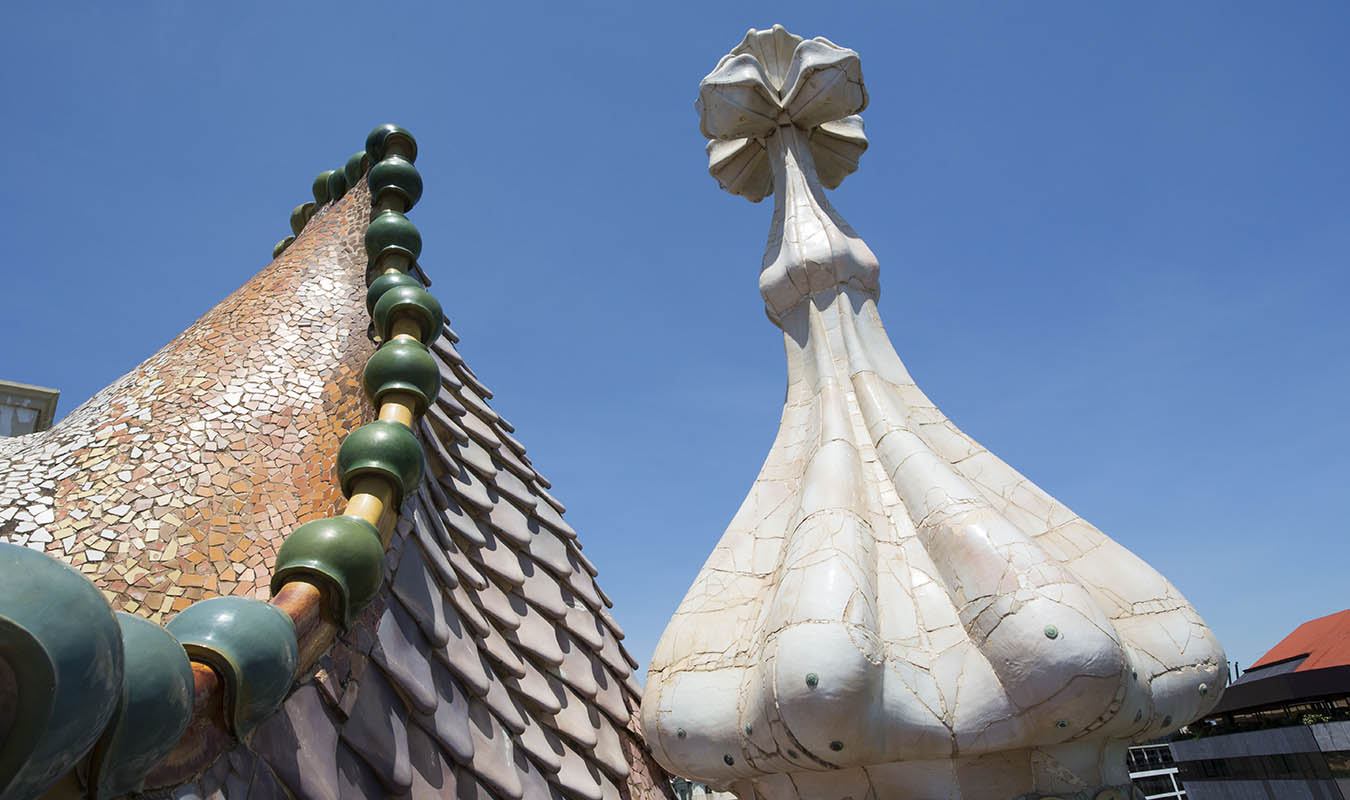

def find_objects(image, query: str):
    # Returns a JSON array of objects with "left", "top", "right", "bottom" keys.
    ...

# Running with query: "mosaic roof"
[{"left": 0, "top": 132, "right": 673, "bottom": 800}]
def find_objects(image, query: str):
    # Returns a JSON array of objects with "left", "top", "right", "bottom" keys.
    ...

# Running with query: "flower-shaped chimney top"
[
  {"left": 645, "top": 26, "right": 1226, "bottom": 800},
  {"left": 697, "top": 25, "right": 882, "bottom": 326},
  {"left": 699, "top": 25, "right": 869, "bottom": 202}
]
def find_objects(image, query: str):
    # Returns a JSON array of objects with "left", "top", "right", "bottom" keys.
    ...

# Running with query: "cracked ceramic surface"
[{"left": 642, "top": 25, "right": 1225, "bottom": 800}]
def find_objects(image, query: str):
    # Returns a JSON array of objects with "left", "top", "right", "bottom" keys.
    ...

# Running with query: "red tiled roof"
[{"left": 1250, "top": 609, "right": 1350, "bottom": 673}]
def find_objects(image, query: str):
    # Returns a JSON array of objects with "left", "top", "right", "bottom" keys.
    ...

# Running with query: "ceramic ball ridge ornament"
[{"left": 642, "top": 25, "right": 1226, "bottom": 800}]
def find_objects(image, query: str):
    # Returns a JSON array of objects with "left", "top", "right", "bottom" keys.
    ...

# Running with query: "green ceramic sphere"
[
  {"left": 272, "top": 516, "right": 384, "bottom": 626},
  {"left": 165, "top": 596, "right": 298, "bottom": 737},
  {"left": 373, "top": 284, "right": 444, "bottom": 344},
  {"left": 327, "top": 168, "right": 349, "bottom": 203},
  {"left": 89, "top": 614, "right": 194, "bottom": 799},
  {"left": 364, "top": 209, "right": 422, "bottom": 266},
  {"left": 365, "top": 123, "right": 418, "bottom": 163},
  {"left": 272, "top": 236, "right": 295, "bottom": 259},
  {"left": 289, "top": 202, "right": 315, "bottom": 236},
  {"left": 363, "top": 339, "right": 440, "bottom": 413},
  {"left": 344, "top": 150, "right": 370, "bottom": 186},
  {"left": 337, "top": 420, "right": 424, "bottom": 504},
  {"left": 0, "top": 543, "right": 123, "bottom": 800},
  {"left": 365, "top": 271, "right": 423, "bottom": 315},
  {"left": 312, "top": 170, "right": 335, "bottom": 206},
  {"left": 368, "top": 155, "right": 423, "bottom": 210}
]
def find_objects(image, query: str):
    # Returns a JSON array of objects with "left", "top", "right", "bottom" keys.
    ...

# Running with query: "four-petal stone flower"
[{"left": 698, "top": 25, "right": 870, "bottom": 202}]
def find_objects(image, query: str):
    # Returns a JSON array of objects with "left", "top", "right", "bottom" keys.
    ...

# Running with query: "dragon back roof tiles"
[{"left": 0, "top": 126, "right": 673, "bottom": 800}]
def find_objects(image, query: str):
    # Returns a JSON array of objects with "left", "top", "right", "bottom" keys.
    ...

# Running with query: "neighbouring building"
[
  {"left": 0, "top": 379, "right": 59, "bottom": 437},
  {"left": 1129, "top": 741, "right": 1188, "bottom": 799},
  {"left": 1169, "top": 609, "right": 1350, "bottom": 799}
]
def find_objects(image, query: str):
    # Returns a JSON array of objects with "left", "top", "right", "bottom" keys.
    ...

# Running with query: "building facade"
[
  {"left": 1129, "top": 742, "right": 1187, "bottom": 799},
  {"left": 0, "top": 379, "right": 59, "bottom": 437},
  {"left": 1168, "top": 609, "right": 1350, "bottom": 799}
]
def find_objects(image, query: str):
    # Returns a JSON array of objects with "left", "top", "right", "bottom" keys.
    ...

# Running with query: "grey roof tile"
[
  {"left": 598, "top": 607, "right": 626, "bottom": 640},
  {"left": 466, "top": 698, "right": 523, "bottom": 800},
  {"left": 427, "top": 404, "right": 469, "bottom": 443},
  {"left": 540, "top": 677, "right": 599, "bottom": 750},
  {"left": 437, "top": 357, "right": 464, "bottom": 391},
  {"left": 530, "top": 497, "right": 576, "bottom": 539},
  {"left": 478, "top": 653, "right": 528, "bottom": 736},
  {"left": 245, "top": 761, "right": 291, "bottom": 800},
  {"left": 491, "top": 442, "right": 539, "bottom": 485},
  {"left": 431, "top": 335, "right": 463, "bottom": 366},
  {"left": 515, "top": 559, "right": 569, "bottom": 620},
  {"left": 458, "top": 409, "right": 503, "bottom": 452},
  {"left": 251, "top": 684, "right": 342, "bottom": 800},
  {"left": 335, "top": 742, "right": 389, "bottom": 800},
  {"left": 413, "top": 659, "right": 474, "bottom": 764},
  {"left": 435, "top": 612, "right": 491, "bottom": 698},
  {"left": 523, "top": 526, "right": 575, "bottom": 580},
  {"left": 498, "top": 649, "right": 564, "bottom": 716},
  {"left": 476, "top": 618, "right": 528, "bottom": 680},
  {"left": 436, "top": 388, "right": 469, "bottom": 418},
  {"left": 514, "top": 709, "right": 564, "bottom": 775},
  {"left": 439, "top": 454, "right": 494, "bottom": 513},
  {"left": 455, "top": 364, "right": 494, "bottom": 402},
  {"left": 455, "top": 773, "right": 504, "bottom": 800},
  {"left": 481, "top": 492, "right": 536, "bottom": 548},
  {"left": 591, "top": 711, "right": 631, "bottom": 781},
  {"left": 559, "top": 602, "right": 604, "bottom": 652},
  {"left": 551, "top": 736, "right": 604, "bottom": 800},
  {"left": 372, "top": 601, "right": 438, "bottom": 716},
  {"left": 339, "top": 666, "right": 413, "bottom": 793},
  {"left": 465, "top": 527, "right": 526, "bottom": 587},
  {"left": 590, "top": 661, "right": 631, "bottom": 726},
  {"left": 412, "top": 501, "right": 468, "bottom": 592},
  {"left": 473, "top": 576, "right": 523, "bottom": 632},
  {"left": 392, "top": 537, "right": 452, "bottom": 647},
  {"left": 426, "top": 478, "right": 487, "bottom": 547},
  {"left": 445, "top": 580, "right": 493, "bottom": 638},
  {"left": 406, "top": 722, "right": 461, "bottom": 800},
  {"left": 453, "top": 439, "right": 499, "bottom": 484},
  {"left": 457, "top": 385, "right": 500, "bottom": 424},
  {"left": 553, "top": 631, "right": 600, "bottom": 700}
]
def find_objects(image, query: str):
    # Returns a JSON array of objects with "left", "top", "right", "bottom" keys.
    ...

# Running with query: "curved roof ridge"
[{"left": 0, "top": 125, "right": 673, "bottom": 800}]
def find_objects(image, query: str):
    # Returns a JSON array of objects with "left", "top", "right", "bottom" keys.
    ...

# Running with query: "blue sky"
[{"left": 2, "top": 2, "right": 1347, "bottom": 681}]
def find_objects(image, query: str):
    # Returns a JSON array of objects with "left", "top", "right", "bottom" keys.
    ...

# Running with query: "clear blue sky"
[{"left": 2, "top": 2, "right": 1347, "bottom": 681}]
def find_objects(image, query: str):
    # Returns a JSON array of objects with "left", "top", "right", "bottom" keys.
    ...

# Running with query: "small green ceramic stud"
[
  {"left": 272, "top": 516, "right": 385, "bottom": 626},
  {"left": 336, "top": 420, "right": 425, "bottom": 505},
  {"left": 344, "top": 150, "right": 370, "bottom": 185},
  {"left": 312, "top": 170, "right": 335, "bottom": 206},
  {"left": 89, "top": 613, "right": 194, "bottom": 799},
  {"left": 368, "top": 155, "right": 423, "bottom": 210},
  {"left": 366, "top": 123, "right": 418, "bottom": 163},
  {"left": 327, "top": 168, "right": 349, "bottom": 203},
  {"left": 289, "top": 202, "right": 315, "bottom": 236},
  {"left": 372, "top": 285, "right": 444, "bottom": 344},
  {"left": 364, "top": 209, "right": 422, "bottom": 267},
  {"left": 365, "top": 272, "right": 423, "bottom": 315},
  {"left": 0, "top": 543, "right": 123, "bottom": 800},
  {"left": 165, "top": 596, "right": 298, "bottom": 737},
  {"left": 363, "top": 339, "right": 440, "bottom": 415}
]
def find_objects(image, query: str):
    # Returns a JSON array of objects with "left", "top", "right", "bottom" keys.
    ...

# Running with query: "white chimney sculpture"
[{"left": 642, "top": 26, "right": 1225, "bottom": 800}]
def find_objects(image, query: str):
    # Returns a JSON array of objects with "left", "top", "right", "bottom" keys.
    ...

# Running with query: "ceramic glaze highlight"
[{"left": 642, "top": 25, "right": 1225, "bottom": 800}]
